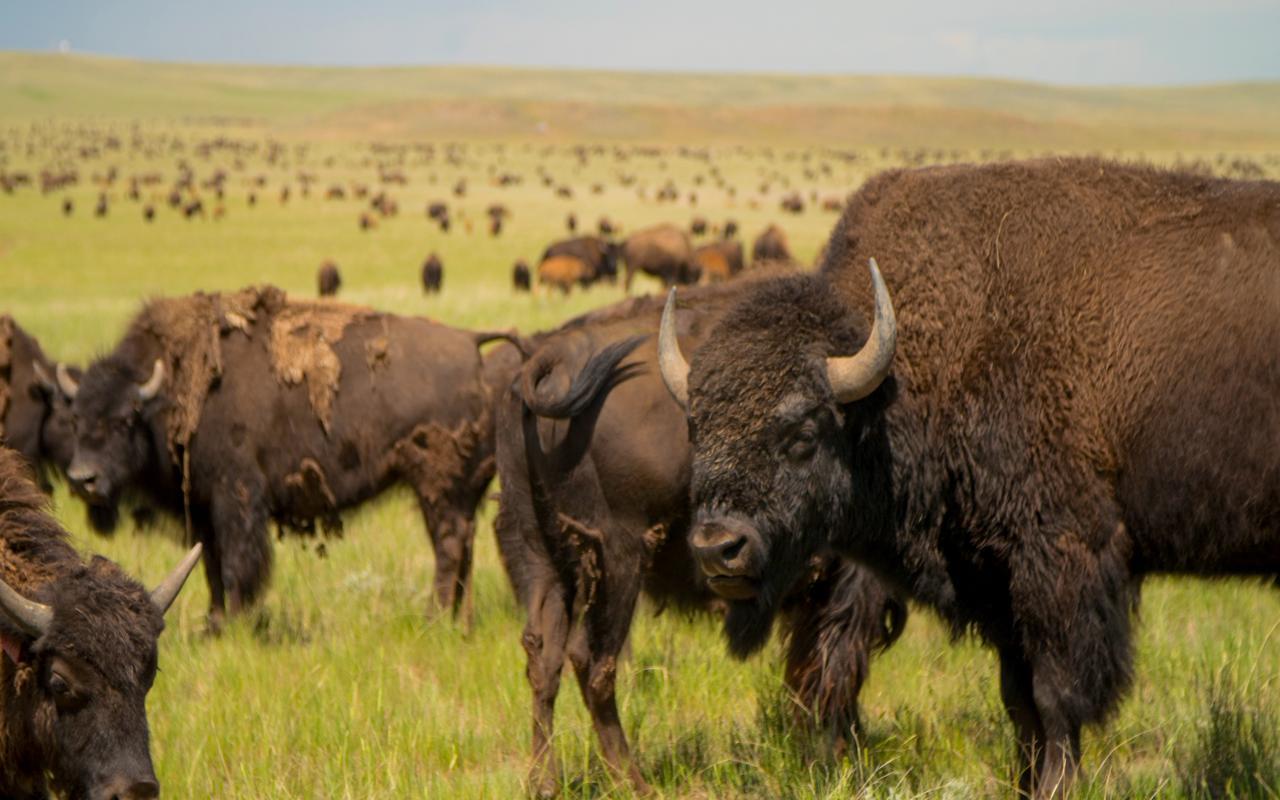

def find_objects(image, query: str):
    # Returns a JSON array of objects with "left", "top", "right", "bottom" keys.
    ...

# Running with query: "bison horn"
[
  {"left": 657, "top": 288, "right": 690, "bottom": 411},
  {"left": 31, "top": 361, "right": 58, "bottom": 394},
  {"left": 150, "top": 543, "right": 203, "bottom": 615},
  {"left": 0, "top": 577, "right": 53, "bottom": 638},
  {"left": 55, "top": 362, "right": 80, "bottom": 400},
  {"left": 136, "top": 359, "right": 166, "bottom": 402},
  {"left": 826, "top": 259, "right": 898, "bottom": 403}
]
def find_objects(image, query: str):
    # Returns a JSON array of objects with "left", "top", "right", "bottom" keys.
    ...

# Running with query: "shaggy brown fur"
[
  {"left": 0, "top": 448, "right": 178, "bottom": 799},
  {"left": 536, "top": 255, "right": 591, "bottom": 294},
  {"left": 66, "top": 287, "right": 500, "bottom": 629},
  {"left": 494, "top": 269, "right": 905, "bottom": 795},
  {"left": 680, "top": 158, "right": 1280, "bottom": 797},
  {"left": 0, "top": 317, "right": 77, "bottom": 490}
]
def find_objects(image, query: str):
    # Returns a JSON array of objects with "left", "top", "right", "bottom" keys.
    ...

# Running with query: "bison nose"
[
  {"left": 690, "top": 516, "right": 762, "bottom": 599},
  {"left": 100, "top": 776, "right": 159, "bottom": 800}
]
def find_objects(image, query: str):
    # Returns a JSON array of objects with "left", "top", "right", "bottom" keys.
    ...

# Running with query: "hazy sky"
[{"left": 4, "top": 0, "right": 1278, "bottom": 85}]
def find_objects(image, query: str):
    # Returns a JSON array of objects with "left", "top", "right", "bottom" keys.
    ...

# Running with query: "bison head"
[
  {"left": 63, "top": 358, "right": 166, "bottom": 524},
  {"left": 0, "top": 544, "right": 201, "bottom": 800},
  {"left": 31, "top": 361, "right": 83, "bottom": 480},
  {"left": 658, "top": 263, "right": 896, "bottom": 657}
]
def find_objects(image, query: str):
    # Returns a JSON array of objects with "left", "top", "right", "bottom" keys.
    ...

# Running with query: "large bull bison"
[
  {"left": 658, "top": 158, "right": 1280, "bottom": 797},
  {"left": 541, "top": 235, "right": 619, "bottom": 286},
  {"left": 61, "top": 286, "right": 502, "bottom": 631},
  {"left": 621, "top": 223, "right": 694, "bottom": 291},
  {"left": 0, "top": 316, "right": 78, "bottom": 489},
  {"left": 496, "top": 279, "right": 904, "bottom": 796},
  {"left": 0, "top": 447, "right": 201, "bottom": 800}
]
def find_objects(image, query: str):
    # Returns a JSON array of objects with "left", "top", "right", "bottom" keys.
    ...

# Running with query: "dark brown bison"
[
  {"left": 597, "top": 216, "right": 617, "bottom": 236},
  {"left": 142, "top": 204, "right": 155, "bottom": 222},
  {"left": 512, "top": 259, "right": 532, "bottom": 292},
  {"left": 422, "top": 253, "right": 443, "bottom": 293},
  {"left": 0, "top": 447, "right": 201, "bottom": 800},
  {"left": 496, "top": 279, "right": 904, "bottom": 796},
  {"left": 723, "top": 218, "right": 738, "bottom": 239},
  {"left": 0, "top": 316, "right": 79, "bottom": 490},
  {"left": 317, "top": 261, "right": 342, "bottom": 297},
  {"left": 61, "top": 287, "right": 502, "bottom": 630},
  {"left": 565, "top": 213, "right": 577, "bottom": 233},
  {"left": 751, "top": 223, "right": 791, "bottom": 265},
  {"left": 541, "top": 235, "right": 619, "bottom": 286},
  {"left": 621, "top": 223, "right": 694, "bottom": 291},
  {"left": 658, "top": 159, "right": 1280, "bottom": 797},
  {"left": 61, "top": 198, "right": 73, "bottom": 216},
  {"left": 690, "top": 215, "right": 708, "bottom": 235}
]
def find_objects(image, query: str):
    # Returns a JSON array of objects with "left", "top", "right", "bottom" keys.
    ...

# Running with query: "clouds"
[{"left": 3, "top": 0, "right": 1277, "bottom": 84}]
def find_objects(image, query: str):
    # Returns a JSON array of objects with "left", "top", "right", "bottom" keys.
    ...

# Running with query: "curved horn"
[
  {"left": 826, "top": 258, "right": 897, "bottom": 403},
  {"left": 31, "top": 361, "right": 57, "bottom": 394},
  {"left": 150, "top": 543, "right": 203, "bottom": 615},
  {"left": 657, "top": 288, "right": 690, "bottom": 411},
  {"left": 0, "top": 578, "right": 53, "bottom": 638},
  {"left": 136, "top": 359, "right": 165, "bottom": 402},
  {"left": 55, "top": 362, "right": 79, "bottom": 400}
]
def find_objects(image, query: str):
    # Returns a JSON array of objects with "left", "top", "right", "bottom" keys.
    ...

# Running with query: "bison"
[
  {"left": 422, "top": 253, "right": 443, "bottom": 294},
  {"left": 0, "top": 316, "right": 79, "bottom": 490},
  {"left": 751, "top": 223, "right": 791, "bottom": 265},
  {"left": 693, "top": 239, "right": 745, "bottom": 283},
  {"left": 317, "top": 260, "right": 342, "bottom": 297},
  {"left": 496, "top": 278, "right": 904, "bottom": 796},
  {"left": 61, "top": 286, "right": 503, "bottom": 631},
  {"left": 0, "top": 447, "right": 201, "bottom": 800},
  {"left": 540, "top": 235, "right": 619, "bottom": 286},
  {"left": 536, "top": 255, "right": 591, "bottom": 294},
  {"left": 512, "top": 259, "right": 532, "bottom": 292},
  {"left": 658, "top": 158, "right": 1280, "bottom": 797},
  {"left": 621, "top": 223, "right": 694, "bottom": 291}
]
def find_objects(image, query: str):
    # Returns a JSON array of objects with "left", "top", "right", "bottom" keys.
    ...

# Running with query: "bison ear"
[{"left": 0, "top": 631, "right": 26, "bottom": 664}]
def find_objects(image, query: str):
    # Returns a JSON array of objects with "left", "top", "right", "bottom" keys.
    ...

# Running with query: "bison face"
[
  {"left": 30, "top": 362, "right": 82, "bottom": 477},
  {"left": 0, "top": 549, "right": 201, "bottom": 800},
  {"left": 65, "top": 358, "right": 166, "bottom": 518},
  {"left": 658, "top": 266, "right": 896, "bottom": 658}
]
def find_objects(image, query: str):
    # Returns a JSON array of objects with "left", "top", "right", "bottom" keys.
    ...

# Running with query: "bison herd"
[{"left": 1, "top": 156, "right": 1277, "bottom": 799}]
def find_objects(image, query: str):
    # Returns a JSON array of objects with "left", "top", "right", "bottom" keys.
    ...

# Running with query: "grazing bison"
[
  {"left": 658, "top": 159, "right": 1280, "bottom": 797},
  {"left": 317, "top": 261, "right": 342, "bottom": 297},
  {"left": 693, "top": 239, "right": 745, "bottom": 283},
  {"left": 0, "top": 316, "right": 78, "bottom": 490},
  {"left": 422, "top": 253, "right": 443, "bottom": 294},
  {"left": 512, "top": 259, "right": 532, "bottom": 292},
  {"left": 751, "top": 223, "right": 791, "bottom": 265},
  {"left": 541, "top": 235, "right": 619, "bottom": 286},
  {"left": 0, "top": 447, "right": 201, "bottom": 800},
  {"left": 61, "top": 286, "right": 502, "bottom": 630},
  {"left": 536, "top": 255, "right": 591, "bottom": 294},
  {"left": 690, "top": 215, "right": 708, "bottom": 235},
  {"left": 621, "top": 223, "right": 694, "bottom": 291},
  {"left": 496, "top": 279, "right": 904, "bottom": 796}
]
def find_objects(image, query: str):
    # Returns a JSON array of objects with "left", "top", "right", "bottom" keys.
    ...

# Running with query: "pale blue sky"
[{"left": 3, "top": 0, "right": 1278, "bottom": 85}]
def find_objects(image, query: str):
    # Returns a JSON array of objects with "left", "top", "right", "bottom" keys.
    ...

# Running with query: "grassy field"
[{"left": 1, "top": 55, "right": 1279, "bottom": 798}]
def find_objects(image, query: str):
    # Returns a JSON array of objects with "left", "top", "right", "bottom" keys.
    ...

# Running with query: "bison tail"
[
  {"left": 472, "top": 329, "right": 532, "bottom": 355},
  {"left": 518, "top": 334, "right": 646, "bottom": 419}
]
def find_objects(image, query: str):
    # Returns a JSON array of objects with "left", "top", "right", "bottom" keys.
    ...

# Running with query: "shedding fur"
[{"left": 268, "top": 302, "right": 374, "bottom": 434}]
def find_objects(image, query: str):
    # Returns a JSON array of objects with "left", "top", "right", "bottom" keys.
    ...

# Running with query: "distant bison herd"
[{"left": 2, "top": 157, "right": 1277, "bottom": 799}]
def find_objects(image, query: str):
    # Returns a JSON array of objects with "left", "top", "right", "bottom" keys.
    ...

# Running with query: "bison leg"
[
  {"left": 195, "top": 518, "right": 228, "bottom": 634},
  {"left": 999, "top": 646, "right": 1081, "bottom": 799},
  {"left": 418, "top": 500, "right": 476, "bottom": 626},
  {"left": 567, "top": 569, "right": 648, "bottom": 794},
  {"left": 523, "top": 577, "right": 573, "bottom": 799},
  {"left": 210, "top": 474, "right": 273, "bottom": 618}
]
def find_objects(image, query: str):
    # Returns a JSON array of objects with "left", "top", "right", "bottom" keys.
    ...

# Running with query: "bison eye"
[{"left": 784, "top": 423, "right": 819, "bottom": 462}]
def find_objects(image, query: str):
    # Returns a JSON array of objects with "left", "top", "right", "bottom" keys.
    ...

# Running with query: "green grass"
[{"left": 1, "top": 82, "right": 1278, "bottom": 797}]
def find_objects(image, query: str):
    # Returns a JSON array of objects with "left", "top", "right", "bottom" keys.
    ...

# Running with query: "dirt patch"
[
  {"left": 280, "top": 458, "right": 342, "bottom": 536},
  {"left": 268, "top": 302, "right": 374, "bottom": 434},
  {"left": 558, "top": 513, "right": 604, "bottom": 611},
  {"left": 388, "top": 419, "right": 484, "bottom": 507}
]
